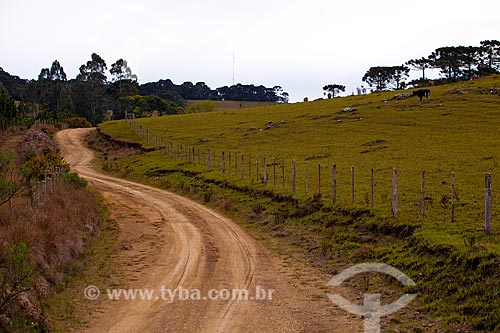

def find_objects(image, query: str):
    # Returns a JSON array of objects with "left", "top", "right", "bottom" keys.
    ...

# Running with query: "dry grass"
[
  {"left": 0, "top": 127, "right": 103, "bottom": 332},
  {"left": 0, "top": 182, "right": 102, "bottom": 331},
  {"left": 0, "top": 183, "right": 101, "bottom": 284}
]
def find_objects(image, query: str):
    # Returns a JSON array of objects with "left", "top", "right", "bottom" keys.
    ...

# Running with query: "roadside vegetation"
[
  {"left": 0, "top": 125, "right": 115, "bottom": 333},
  {"left": 96, "top": 75, "right": 500, "bottom": 331}
]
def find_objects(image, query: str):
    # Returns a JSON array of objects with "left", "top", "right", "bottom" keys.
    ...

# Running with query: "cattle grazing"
[{"left": 412, "top": 89, "right": 430, "bottom": 104}]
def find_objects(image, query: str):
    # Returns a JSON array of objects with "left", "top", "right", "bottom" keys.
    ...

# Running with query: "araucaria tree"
[
  {"left": 362, "top": 66, "right": 409, "bottom": 91},
  {"left": 323, "top": 84, "right": 345, "bottom": 98},
  {"left": 406, "top": 57, "right": 431, "bottom": 80}
]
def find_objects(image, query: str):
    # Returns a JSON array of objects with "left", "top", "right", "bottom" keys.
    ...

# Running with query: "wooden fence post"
[
  {"left": 256, "top": 156, "right": 259, "bottom": 181},
  {"left": 392, "top": 168, "right": 398, "bottom": 217},
  {"left": 169, "top": 142, "right": 173, "bottom": 158},
  {"left": 228, "top": 152, "right": 231, "bottom": 174},
  {"left": 222, "top": 151, "right": 226, "bottom": 173},
  {"left": 485, "top": 173, "right": 492, "bottom": 235},
  {"left": 273, "top": 158, "right": 277, "bottom": 186},
  {"left": 207, "top": 148, "right": 211, "bottom": 169},
  {"left": 263, "top": 157, "right": 267, "bottom": 184},
  {"left": 292, "top": 160, "right": 296, "bottom": 194},
  {"left": 241, "top": 154, "right": 245, "bottom": 179},
  {"left": 281, "top": 159, "right": 285, "bottom": 188},
  {"left": 421, "top": 170, "right": 425, "bottom": 218}
]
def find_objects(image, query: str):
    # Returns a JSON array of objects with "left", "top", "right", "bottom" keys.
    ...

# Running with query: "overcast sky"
[{"left": 1, "top": 0, "right": 499, "bottom": 101}]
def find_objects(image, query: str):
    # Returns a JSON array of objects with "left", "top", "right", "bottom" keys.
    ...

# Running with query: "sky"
[{"left": 1, "top": 0, "right": 499, "bottom": 102}]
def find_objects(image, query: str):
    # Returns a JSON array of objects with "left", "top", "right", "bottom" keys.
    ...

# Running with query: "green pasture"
[{"left": 100, "top": 75, "right": 500, "bottom": 251}]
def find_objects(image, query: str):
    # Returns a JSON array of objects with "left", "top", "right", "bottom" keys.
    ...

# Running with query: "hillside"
[
  {"left": 102, "top": 75, "right": 500, "bottom": 228},
  {"left": 185, "top": 99, "right": 277, "bottom": 111},
  {"left": 98, "top": 75, "right": 500, "bottom": 331}
]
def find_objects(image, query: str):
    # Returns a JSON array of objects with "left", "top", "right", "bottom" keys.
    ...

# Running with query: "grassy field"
[
  {"left": 185, "top": 99, "right": 277, "bottom": 111},
  {"left": 98, "top": 75, "right": 500, "bottom": 330},
  {"left": 102, "top": 75, "right": 500, "bottom": 247}
]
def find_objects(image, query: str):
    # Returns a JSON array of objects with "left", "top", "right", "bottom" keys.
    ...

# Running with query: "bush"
[
  {"left": 0, "top": 181, "right": 102, "bottom": 330},
  {"left": 64, "top": 117, "right": 92, "bottom": 128},
  {"left": 64, "top": 172, "right": 88, "bottom": 188},
  {"left": 184, "top": 100, "right": 216, "bottom": 113}
]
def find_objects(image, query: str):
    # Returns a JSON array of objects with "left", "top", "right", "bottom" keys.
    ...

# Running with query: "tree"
[
  {"left": 139, "top": 79, "right": 186, "bottom": 106},
  {"left": 0, "top": 88, "right": 18, "bottom": 129},
  {"left": 110, "top": 59, "right": 137, "bottom": 82},
  {"left": 56, "top": 85, "right": 74, "bottom": 116},
  {"left": 428, "top": 47, "right": 462, "bottom": 81},
  {"left": 322, "top": 84, "right": 345, "bottom": 98},
  {"left": 0, "top": 68, "right": 28, "bottom": 101},
  {"left": 478, "top": 40, "right": 500, "bottom": 75},
  {"left": 74, "top": 53, "right": 108, "bottom": 124},
  {"left": 406, "top": 57, "right": 431, "bottom": 80},
  {"left": 78, "top": 53, "right": 107, "bottom": 84},
  {"left": 362, "top": 66, "right": 409, "bottom": 91},
  {"left": 117, "top": 95, "right": 182, "bottom": 118},
  {"left": 38, "top": 60, "right": 66, "bottom": 82},
  {"left": 458, "top": 46, "right": 481, "bottom": 80},
  {"left": 391, "top": 65, "right": 410, "bottom": 90},
  {"left": 49, "top": 60, "right": 67, "bottom": 81},
  {"left": 273, "top": 86, "right": 289, "bottom": 103},
  {"left": 37, "top": 60, "right": 68, "bottom": 117},
  {"left": 362, "top": 67, "right": 391, "bottom": 91},
  {"left": 215, "top": 83, "right": 288, "bottom": 102},
  {"left": 110, "top": 59, "right": 138, "bottom": 97}
]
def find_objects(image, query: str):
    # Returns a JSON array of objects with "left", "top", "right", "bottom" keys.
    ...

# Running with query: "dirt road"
[{"left": 56, "top": 128, "right": 360, "bottom": 333}]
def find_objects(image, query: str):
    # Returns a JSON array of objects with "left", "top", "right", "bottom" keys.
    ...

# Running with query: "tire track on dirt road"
[{"left": 56, "top": 128, "right": 360, "bottom": 333}]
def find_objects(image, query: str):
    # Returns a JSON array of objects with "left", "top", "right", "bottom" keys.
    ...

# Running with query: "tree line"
[
  {"left": 365, "top": 40, "right": 500, "bottom": 91},
  {"left": 0, "top": 53, "right": 289, "bottom": 126},
  {"left": 140, "top": 80, "right": 289, "bottom": 104},
  {"left": 324, "top": 40, "right": 500, "bottom": 95}
]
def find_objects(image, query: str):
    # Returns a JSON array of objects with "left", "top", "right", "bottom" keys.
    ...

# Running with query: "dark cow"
[{"left": 412, "top": 89, "right": 430, "bottom": 104}]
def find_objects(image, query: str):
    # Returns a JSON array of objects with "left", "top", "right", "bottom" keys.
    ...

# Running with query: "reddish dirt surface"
[{"left": 56, "top": 128, "right": 361, "bottom": 333}]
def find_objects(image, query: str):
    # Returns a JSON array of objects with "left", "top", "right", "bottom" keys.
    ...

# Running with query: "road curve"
[{"left": 56, "top": 128, "right": 359, "bottom": 333}]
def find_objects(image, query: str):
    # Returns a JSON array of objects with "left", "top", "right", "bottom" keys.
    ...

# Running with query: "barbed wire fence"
[{"left": 123, "top": 115, "right": 495, "bottom": 235}]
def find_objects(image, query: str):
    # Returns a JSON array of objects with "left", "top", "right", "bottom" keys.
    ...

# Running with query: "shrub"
[
  {"left": 184, "top": 100, "right": 216, "bottom": 113},
  {"left": 0, "top": 181, "right": 102, "bottom": 330},
  {"left": 64, "top": 117, "right": 92, "bottom": 128},
  {"left": 64, "top": 172, "right": 88, "bottom": 188}
]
